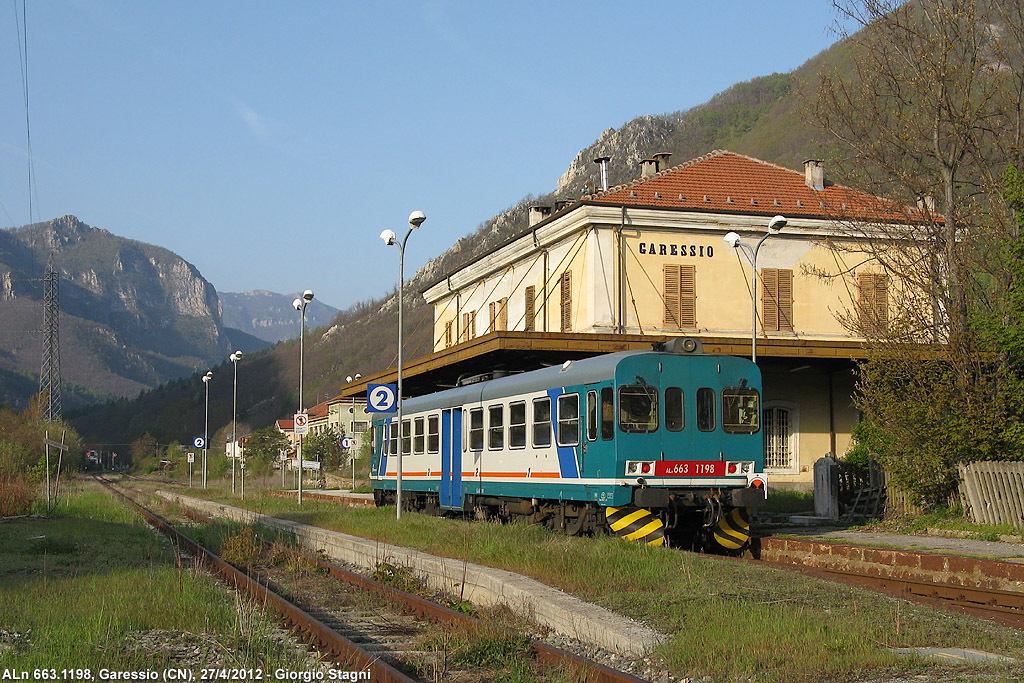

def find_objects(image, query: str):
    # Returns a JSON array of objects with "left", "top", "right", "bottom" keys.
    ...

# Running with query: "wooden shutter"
[
  {"left": 761, "top": 268, "right": 793, "bottom": 332},
  {"left": 499, "top": 297, "right": 508, "bottom": 331},
  {"left": 469, "top": 310, "right": 476, "bottom": 338},
  {"left": 444, "top": 320, "right": 453, "bottom": 348},
  {"left": 489, "top": 301, "right": 497, "bottom": 332},
  {"left": 560, "top": 271, "right": 572, "bottom": 332},
  {"left": 679, "top": 265, "right": 696, "bottom": 328},
  {"left": 663, "top": 265, "right": 681, "bottom": 327},
  {"left": 778, "top": 269, "right": 793, "bottom": 332},
  {"left": 524, "top": 286, "right": 535, "bottom": 332},
  {"left": 858, "top": 272, "right": 888, "bottom": 334}
]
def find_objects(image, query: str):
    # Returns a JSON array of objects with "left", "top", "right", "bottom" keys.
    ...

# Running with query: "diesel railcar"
[{"left": 370, "top": 338, "right": 767, "bottom": 550}]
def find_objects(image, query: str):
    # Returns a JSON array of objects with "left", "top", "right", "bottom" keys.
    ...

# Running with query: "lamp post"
[
  {"left": 293, "top": 289, "right": 314, "bottom": 505},
  {"left": 723, "top": 215, "right": 787, "bottom": 364},
  {"left": 380, "top": 210, "right": 425, "bottom": 521},
  {"left": 230, "top": 351, "right": 243, "bottom": 494},
  {"left": 201, "top": 371, "right": 212, "bottom": 486}
]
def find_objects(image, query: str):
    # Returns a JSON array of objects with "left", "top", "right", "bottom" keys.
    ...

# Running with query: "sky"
[{"left": 1, "top": 1, "right": 848, "bottom": 311}]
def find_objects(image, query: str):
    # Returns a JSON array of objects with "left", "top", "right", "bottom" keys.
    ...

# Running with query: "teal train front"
[{"left": 371, "top": 338, "right": 767, "bottom": 551}]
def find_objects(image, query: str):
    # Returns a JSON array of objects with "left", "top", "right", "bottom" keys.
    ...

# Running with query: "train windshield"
[
  {"left": 722, "top": 388, "right": 761, "bottom": 434},
  {"left": 618, "top": 385, "right": 659, "bottom": 433}
]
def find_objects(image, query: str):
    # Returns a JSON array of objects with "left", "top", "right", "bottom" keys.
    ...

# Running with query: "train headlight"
[{"left": 626, "top": 460, "right": 655, "bottom": 476}]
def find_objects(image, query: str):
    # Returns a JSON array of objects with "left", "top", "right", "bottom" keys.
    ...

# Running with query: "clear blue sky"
[{"left": 1, "top": 1, "right": 846, "bottom": 311}]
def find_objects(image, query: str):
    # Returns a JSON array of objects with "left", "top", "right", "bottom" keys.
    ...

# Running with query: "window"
[
  {"left": 509, "top": 401, "right": 526, "bottom": 448},
  {"left": 696, "top": 388, "right": 716, "bottom": 432},
  {"left": 761, "top": 268, "right": 794, "bottom": 332},
  {"left": 488, "top": 405, "right": 504, "bottom": 449},
  {"left": 618, "top": 385, "right": 658, "bottom": 433},
  {"left": 665, "top": 386, "right": 684, "bottom": 431},
  {"left": 722, "top": 388, "right": 760, "bottom": 434},
  {"left": 560, "top": 271, "right": 572, "bottom": 332},
  {"left": 469, "top": 409, "right": 484, "bottom": 451},
  {"left": 462, "top": 311, "right": 477, "bottom": 341},
  {"left": 858, "top": 272, "right": 888, "bottom": 335},
  {"left": 533, "top": 398, "right": 552, "bottom": 447},
  {"left": 352, "top": 421, "right": 369, "bottom": 433},
  {"left": 663, "top": 264, "right": 696, "bottom": 328},
  {"left": 524, "top": 286, "right": 536, "bottom": 332},
  {"left": 600, "top": 387, "right": 614, "bottom": 440},
  {"left": 587, "top": 390, "right": 598, "bottom": 441},
  {"left": 427, "top": 415, "right": 439, "bottom": 453},
  {"left": 413, "top": 417, "right": 425, "bottom": 454},
  {"left": 764, "top": 404, "right": 796, "bottom": 470},
  {"left": 489, "top": 297, "right": 508, "bottom": 332},
  {"left": 401, "top": 420, "right": 411, "bottom": 455},
  {"left": 557, "top": 393, "right": 579, "bottom": 445},
  {"left": 388, "top": 421, "right": 398, "bottom": 456},
  {"left": 444, "top": 320, "right": 453, "bottom": 348}
]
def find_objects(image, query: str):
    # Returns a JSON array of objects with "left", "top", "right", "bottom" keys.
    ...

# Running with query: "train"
[{"left": 369, "top": 337, "right": 767, "bottom": 551}]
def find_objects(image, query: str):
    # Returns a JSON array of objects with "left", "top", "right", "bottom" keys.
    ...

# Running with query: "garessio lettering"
[{"left": 637, "top": 243, "right": 714, "bottom": 258}]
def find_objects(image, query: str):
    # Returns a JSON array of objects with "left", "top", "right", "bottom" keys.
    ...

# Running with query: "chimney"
[
  {"left": 593, "top": 156, "right": 611, "bottom": 191},
  {"left": 804, "top": 159, "right": 825, "bottom": 191},
  {"left": 528, "top": 205, "right": 552, "bottom": 227},
  {"left": 653, "top": 152, "right": 672, "bottom": 172},
  {"left": 640, "top": 158, "right": 658, "bottom": 178},
  {"left": 554, "top": 199, "right": 574, "bottom": 212}
]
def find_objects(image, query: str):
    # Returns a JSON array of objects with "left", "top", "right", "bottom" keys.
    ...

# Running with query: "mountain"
[
  {"left": 220, "top": 290, "right": 340, "bottom": 344},
  {"left": 71, "top": 24, "right": 862, "bottom": 446},
  {"left": 0, "top": 215, "right": 270, "bottom": 410}
]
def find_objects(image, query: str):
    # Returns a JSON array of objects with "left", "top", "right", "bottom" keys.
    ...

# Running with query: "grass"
[
  {"left": 0, "top": 480, "right": 314, "bottom": 670},
  {"left": 761, "top": 489, "right": 813, "bottom": 514},
  {"left": 855, "top": 505, "right": 1024, "bottom": 542}
]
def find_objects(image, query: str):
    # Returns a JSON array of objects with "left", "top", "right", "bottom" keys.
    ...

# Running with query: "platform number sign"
[
  {"left": 341, "top": 437, "right": 357, "bottom": 450},
  {"left": 294, "top": 412, "right": 309, "bottom": 436},
  {"left": 193, "top": 436, "right": 206, "bottom": 450},
  {"left": 367, "top": 383, "right": 397, "bottom": 413}
]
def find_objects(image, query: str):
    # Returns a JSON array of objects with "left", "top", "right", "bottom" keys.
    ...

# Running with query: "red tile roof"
[
  {"left": 585, "top": 150, "right": 927, "bottom": 223},
  {"left": 277, "top": 419, "right": 294, "bottom": 430}
]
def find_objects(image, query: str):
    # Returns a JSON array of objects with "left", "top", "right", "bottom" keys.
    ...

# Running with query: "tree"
[
  {"left": 302, "top": 426, "right": 346, "bottom": 471},
  {"left": 130, "top": 432, "right": 160, "bottom": 472},
  {"left": 243, "top": 426, "right": 290, "bottom": 478},
  {"left": 814, "top": 0, "right": 1024, "bottom": 504}
]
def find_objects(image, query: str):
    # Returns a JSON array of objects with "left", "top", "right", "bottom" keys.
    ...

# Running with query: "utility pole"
[{"left": 39, "top": 253, "right": 61, "bottom": 422}]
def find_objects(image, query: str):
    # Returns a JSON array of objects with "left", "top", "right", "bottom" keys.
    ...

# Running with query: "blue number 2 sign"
[{"left": 366, "top": 383, "right": 397, "bottom": 413}]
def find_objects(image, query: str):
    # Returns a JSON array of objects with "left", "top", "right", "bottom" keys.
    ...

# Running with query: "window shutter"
[
  {"left": 761, "top": 268, "right": 779, "bottom": 332},
  {"left": 778, "top": 269, "right": 793, "bottom": 332},
  {"left": 470, "top": 310, "right": 476, "bottom": 338},
  {"left": 858, "top": 272, "right": 888, "bottom": 334},
  {"left": 499, "top": 297, "right": 508, "bottom": 331},
  {"left": 563, "top": 271, "right": 572, "bottom": 332},
  {"left": 525, "top": 286, "right": 535, "bottom": 332},
  {"left": 489, "top": 301, "right": 497, "bottom": 332},
  {"left": 444, "top": 320, "right": 453, "bottom": 348},
  {"left": 679, "top": 264, "right": 696, "bottom": 328},
  {"left": 663, "top": 265, "right": 681, "bottom": 327}
]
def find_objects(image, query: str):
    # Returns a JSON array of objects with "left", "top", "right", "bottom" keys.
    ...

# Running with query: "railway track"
[{"left": 93, "top": 475, "right": 653, "bottom": 683}]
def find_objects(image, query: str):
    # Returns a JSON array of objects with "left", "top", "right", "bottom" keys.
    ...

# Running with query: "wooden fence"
[{"left": 958, "top": 461, "right": 1024, "bottom": 529}]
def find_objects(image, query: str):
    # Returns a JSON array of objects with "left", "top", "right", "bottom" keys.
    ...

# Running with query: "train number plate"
[{"left": 656, "top": 461, "right": 724, "bottom": 476}]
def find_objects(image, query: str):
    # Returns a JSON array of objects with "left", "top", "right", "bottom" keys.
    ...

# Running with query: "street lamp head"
[
  {"left": 302, "top": 289, "right": 314, "bottom": 303},
  {"left": 379, "top": 229, "right": 397, "bottom": 246},
  {"left": 292, "top": 297, "right": 303, "bottom": 311},
  {"left": 408, "top": 210, "right": 426, "bottom": 229},
  {"left": 231, "top": 350, "right": 243, "bottom": 362},
  {"left": 768, "top": 215, "right": 788, "bottom": 233},
  {"left": 202, "top": 371, "right": 212, "bottom": 382},
  {"left": 346, "top": 376, "right": 353, "bottom": 383},
  {"left": 723, "top": 231, "right": 742, "bottom": 248}
]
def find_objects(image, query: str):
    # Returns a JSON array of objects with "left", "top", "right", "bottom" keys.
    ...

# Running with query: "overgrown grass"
[
  {"left": 0, "top": 481, "right": 312, "bottom": 669},
  {"left": 154, "top": 479, "right": 1024, "bottom": 681},
  {"left": 761, "top": 489, "right": 814, "bottom": 513},
  {"left": 857, "top": 505, "right": 1024, "bottom": 541}
]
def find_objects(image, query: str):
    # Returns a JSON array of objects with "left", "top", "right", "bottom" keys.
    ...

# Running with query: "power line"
[{"left": 14, "top": 0, "right": 38, "bottom": 222}]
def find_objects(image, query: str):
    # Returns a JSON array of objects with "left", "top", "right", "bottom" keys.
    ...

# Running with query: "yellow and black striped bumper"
[
  {"left": 605, "top": 506, "right": 665, "bottom": 546},
  {"left": 711, "top": 506, "right": 751, "bottom": 551}
]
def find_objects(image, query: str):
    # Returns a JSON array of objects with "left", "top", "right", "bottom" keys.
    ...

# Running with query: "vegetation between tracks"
[{"left": 164, "top": 483, "right": 1024, "bottom": 682}]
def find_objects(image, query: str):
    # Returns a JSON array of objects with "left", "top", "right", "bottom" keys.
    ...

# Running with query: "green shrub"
[{"left": 0, "top": 474, "right": 37, "bottom": 516}]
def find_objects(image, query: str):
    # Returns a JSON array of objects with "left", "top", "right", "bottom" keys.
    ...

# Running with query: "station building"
[{"left": 396, "top": 150, "right": 922, "bottom": 490}]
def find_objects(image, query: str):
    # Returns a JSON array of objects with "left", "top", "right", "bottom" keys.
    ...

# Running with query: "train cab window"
[
  {"left": 665, "top": 387, "right": 684, "bottom": 432},
  {"left": 401, "top": 420, "right": 412, "bottom": 456},
  {"left": 469, "top": 409, "right": 484, "bottom": 451},
  {"left": 509, "top": 402, "right": 527, "bottom": 448},
  {"left": 557, "top": 393, "right": 580, "bottom": 446},
  {"left": 427, "top": 415, "right": 440, "bottom": 453},
  {"left": 697, "top": 388, "right": 716, "bottom": 432},
  {"left": 600, "top": 387, "right": 614, "bottom": 440},
  {"left": 722, "top": 387, "right": 761, "bottom": 434},
  {"left": 586, "top": 391, "right": 598, "bottom": 441},
  {"left": 618, "top": 385, "right": 658, "bottom": 433},
  {"left": 388, "top": 421, "right": 398, "bottom": 456},
  {"left": 533, "top": 398, "right": 552, "bottom": 447},
  {"left": 488, "top": 405, "right": 504, "bottom": 450},
  {"left": 413, "top": 417, "right": 425, "bottom": 454}
]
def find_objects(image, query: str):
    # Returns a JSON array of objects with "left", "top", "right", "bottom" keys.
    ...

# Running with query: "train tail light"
[
  {"left": 626, "top": 460, "right": 655, "bottom": 476},
  {"left": 726, "top": 461, "right": 755, "bottom": 475}
]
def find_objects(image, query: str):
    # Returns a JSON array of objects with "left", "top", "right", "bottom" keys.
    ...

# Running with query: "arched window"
[{"left": 763, "top": 402, "right": 798, "bottom": 472}]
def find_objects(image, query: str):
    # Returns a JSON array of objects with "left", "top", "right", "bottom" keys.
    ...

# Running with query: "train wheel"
[{"left": 605, "top": 506, "right": 665, "bottom": 546}]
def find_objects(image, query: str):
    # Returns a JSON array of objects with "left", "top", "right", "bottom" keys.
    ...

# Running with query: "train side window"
[
  {"left": 697, "top": 388, "right": 716, "bottom": 432},
  {"left": 509, "top": 401, "right": 527, "bottom": 448},
  {"left": 600, "top": 387, "right": 614, "bottom": 440},
  {"left": 723, "top": 387, "right": 761, "bottom": 434},
  {"left": 533, "top": 397, "right": 552, "bottom": 447},
  {"left": 469, "top": 409, "right": 484, "bottom": 451},
  {"left": 427, "top": 415, "right": 440, "bottom": 453},
  {"left": 388, "top": 421, "right": 398, "bottom": 456},
  {"left": 618, "top": 385, "right": 658, "bottom": 433},
  {"left": 586, "top": 390, "right": 598, "bottom": 441},
  {"left": 665, "top": 387, "right": 684, "bottom": 432},
  {"left": 557, "top": 393, "right": 580, "bottom": 446},
  {"left": 488, "top": 405, "right": 504, "bottom": 450},
  {"left": 413, "top": 417, "right": 425, "bottom": 454},
  {"left": 402, "top": 420, "right": 412, "bottom": 456}
]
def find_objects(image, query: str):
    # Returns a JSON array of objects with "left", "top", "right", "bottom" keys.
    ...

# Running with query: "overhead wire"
[{"left": 14, "top": 0, "right": 39, "bottom": 223}]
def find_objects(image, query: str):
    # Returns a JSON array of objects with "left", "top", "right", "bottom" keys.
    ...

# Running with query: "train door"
[{"left": 440, "top": 408, "right": 463, "bottom": 510}]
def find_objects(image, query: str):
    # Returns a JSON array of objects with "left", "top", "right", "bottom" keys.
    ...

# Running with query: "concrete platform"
[{"left": 157, "top": 491, "right": 665, "bottom": 658}]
